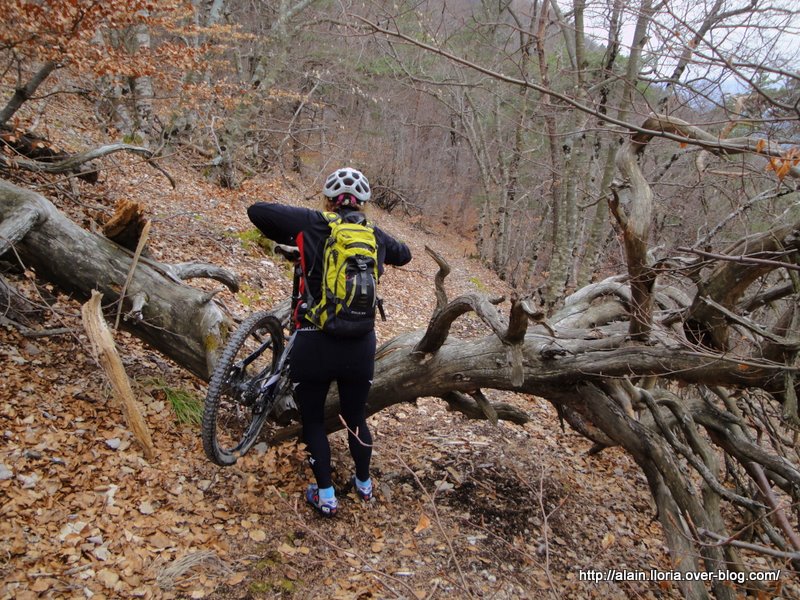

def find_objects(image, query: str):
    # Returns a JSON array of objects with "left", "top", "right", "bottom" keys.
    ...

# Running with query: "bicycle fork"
[{"left": 252, "top": 331, "right": 296, "bottom": 415}]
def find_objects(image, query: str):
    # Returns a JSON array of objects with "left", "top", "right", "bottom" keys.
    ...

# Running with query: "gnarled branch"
[{"left": 0, "top": 143, "right": 176, "bottom": 188}]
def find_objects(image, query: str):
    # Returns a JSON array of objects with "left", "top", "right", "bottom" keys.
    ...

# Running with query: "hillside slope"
[{"left": 1, "top": 101, "right": 679, "bottom": 600}]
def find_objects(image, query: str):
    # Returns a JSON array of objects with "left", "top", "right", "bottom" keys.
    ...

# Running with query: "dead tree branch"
[{"left": 0, "top": 143, "right": 176, "bottom": 188}]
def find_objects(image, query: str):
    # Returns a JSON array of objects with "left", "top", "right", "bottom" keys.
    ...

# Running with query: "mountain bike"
[{"left": 201, "top": 245, "right": 302, "bottom": 466}]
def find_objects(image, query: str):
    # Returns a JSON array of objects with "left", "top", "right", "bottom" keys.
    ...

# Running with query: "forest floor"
[{"left": 1, "top": 100, "right": 789, "bottom": 600}]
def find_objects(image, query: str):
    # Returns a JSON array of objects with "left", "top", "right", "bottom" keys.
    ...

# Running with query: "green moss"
[
  {"left": 469, "top": 276, "right": 488, "bottom": 292},
  {"left": 249, "top": 581, "right": 271, "bottom": 593},
  {"left": 247, "top": 578, "right": 299, "bottom": 595},
  {"left": 276, "top": 578, "right": 298, "bottom": 593},
  {"left": 204, "top": 333, "right": 219, "bottom": 354},
  {"left": 235, "top": 283, "right": 266, "bottom": 307},
  {"left": 254, "top": 557, "right": 279, "bottom": 570},
  {"left": 230, "top": 228, "right": 274, "bottom": 254},
  {"left": 122, "top": 133, "right": 144, "bottom": 145}
]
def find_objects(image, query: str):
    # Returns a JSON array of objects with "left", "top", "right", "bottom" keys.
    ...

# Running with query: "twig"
[
  {"left": 114, "top": 220, "right": 151, "bottom": 330},
  {"left": 392, "top": 444, "right": 475, "bottom": 597},
  {"left": 677, "top": 247, "right": 800, "bottom": 272},
  {"left": 698, "top": 296, "right": 800, "bottom": 348},
  {"left": 509, "top": 463, "right": 564, "bottom": 599},
  {"left": 0, "top": 142, "right": 177, "bottom": 188},
  {"left": 649, "top": 393, "right": 765, "bottom": 511},
  {"left": 0, "top": 315, "right": 73, "bottom": 338},
  {"left": 156, "top": 550, "right": 231, "bottom": 590},
  {"left": 339, "top": 416, "right": 475, "bottom": 598},
  {"left": 536, "top": 467, "right": 558, "bottom": 595},
  {"left": 747, "top": 461, "right": 800, "bottom": 554},
  {"left": 698, "top": 528, "right": 800, "bottom": 561},
  {"left": 694, "top": 189, "right": 793, "bottom": 249},
  {"left": 6, "top": 245, "right": 86, "bottom": 348}
]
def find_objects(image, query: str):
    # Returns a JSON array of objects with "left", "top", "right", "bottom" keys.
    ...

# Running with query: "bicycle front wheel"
[{"left": 202, "top": 311, "right": 285, "bottom": 466}]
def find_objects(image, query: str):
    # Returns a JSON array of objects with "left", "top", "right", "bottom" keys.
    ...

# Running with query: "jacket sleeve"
[
  {"left": 377, "top": 227, "right": 412, "bottom": 267},
  {"left": 247, "top": 203, "right": 317, "bottom": 245}
]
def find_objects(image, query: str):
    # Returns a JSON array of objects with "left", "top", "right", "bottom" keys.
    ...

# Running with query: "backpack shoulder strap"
[{"left": 321, "top": 211, "right": 341, "bottom": 226}]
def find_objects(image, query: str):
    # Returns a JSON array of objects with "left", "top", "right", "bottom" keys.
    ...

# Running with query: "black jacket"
[{"left": 247, "top": 203, "right": 412, "bottom": 304}]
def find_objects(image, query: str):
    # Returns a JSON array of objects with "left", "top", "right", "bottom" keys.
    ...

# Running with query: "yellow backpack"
[{"left": 306, "top": 212, "right": 380, "bottom": 337}]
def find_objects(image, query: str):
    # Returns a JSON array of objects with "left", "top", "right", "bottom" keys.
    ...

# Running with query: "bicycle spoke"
[{"left": 202, "top": 313, "right": 284, "bottom": 465}]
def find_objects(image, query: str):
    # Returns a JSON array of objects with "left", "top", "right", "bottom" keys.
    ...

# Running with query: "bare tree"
[{"left": 208, "top": 0, "right": 322, "bottom": 187}]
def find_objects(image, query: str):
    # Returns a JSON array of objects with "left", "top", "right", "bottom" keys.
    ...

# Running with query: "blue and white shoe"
[
  {"left": 351, "top": 476, "right": 373, "bottom": 502},
  {"left": 305, "top": 484, "right": 338, "bottom": 517}
]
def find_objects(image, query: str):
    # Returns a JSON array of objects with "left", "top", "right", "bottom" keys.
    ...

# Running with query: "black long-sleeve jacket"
[{"left": 247, "top": 203, "right": 412, "bottom": 306}]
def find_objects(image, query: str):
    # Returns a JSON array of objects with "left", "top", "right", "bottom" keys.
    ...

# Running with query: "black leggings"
[{"left": 289, "top": 329, "right": 376, "bottom": 489}]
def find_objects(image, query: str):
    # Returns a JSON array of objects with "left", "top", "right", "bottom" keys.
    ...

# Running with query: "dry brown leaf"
[
  {"left": 248, "top": 529, "right": 266, "bottom": 542},
  {"left": 148, "top": 532, "right": 173, "bottom": 549},
  {"left": 97, "top": 568, "right": 120, "bottom": 589},
  {"left": 30, "top": 578, "right": 56, "bottom": 592},
  {"left": 277, "top": 542, "right": 296, "bottom": 555},
  {"left": 414, "top": 513, "right": 431, "bottom": 534},
  {"left": 226, "top": 572, "right": 247, "bottom": 586}
]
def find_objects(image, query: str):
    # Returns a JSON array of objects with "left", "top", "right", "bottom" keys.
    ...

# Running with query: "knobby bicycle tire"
[{"left": 202, "top": 311, "right": 284, "bottom": 466}]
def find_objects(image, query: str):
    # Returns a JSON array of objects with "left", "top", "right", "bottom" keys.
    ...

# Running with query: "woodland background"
[{"left": 0, "top": 0, "right": 799, "bottom": 599}]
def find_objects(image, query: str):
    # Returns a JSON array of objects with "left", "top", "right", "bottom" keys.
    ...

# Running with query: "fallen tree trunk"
[
  {"left": 2, "top": 178, "right": 794, "bottom": 423},
  {"left": 268, "top": 246, "right": 797, "bottom": 439},
  {"left": 0, "top": 138, "right": 175, "bottom": 187},
  {"left": 0, "top": 179, "right": 235, "bottom": 379}
]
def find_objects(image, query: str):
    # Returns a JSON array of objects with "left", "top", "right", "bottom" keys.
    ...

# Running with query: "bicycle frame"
[
  {"left": 258, "top": 331, "right": 295, "bottom": 397},
  {"left": 247, "top": 253, "right": 303, "bottom": 412}
]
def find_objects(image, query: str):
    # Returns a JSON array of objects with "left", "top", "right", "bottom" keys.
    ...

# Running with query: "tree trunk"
[
  {"left": 610, "top": 136, "right": 655, "bottom": 340},
  {"left": 0, "top": 61, "right": 58, "bottom": 128},
  {"left": 214, "top": 0, "right": 320, "bottom": 187},
  {"left": 0, "top": 179, "right": 234, "bottom": 380},
  {"left": 131, "top": 13, "right": 155, "bottom": 137}
]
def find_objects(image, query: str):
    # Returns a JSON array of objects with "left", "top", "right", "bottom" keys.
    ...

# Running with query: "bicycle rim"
[{"left": 202, "top": 312, "right": 284, "bottom": 466}]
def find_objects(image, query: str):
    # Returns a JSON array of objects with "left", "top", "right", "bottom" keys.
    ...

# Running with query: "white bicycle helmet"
[{"left": 322, "top": 167, "right": 371, "bottom": 203}]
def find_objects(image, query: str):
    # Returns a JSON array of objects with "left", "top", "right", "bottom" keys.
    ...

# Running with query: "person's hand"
[{"left": 274, "top": 244, "right": 300, "bottom": 262}]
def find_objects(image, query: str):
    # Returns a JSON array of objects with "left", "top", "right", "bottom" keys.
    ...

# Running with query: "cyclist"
[{"left": 247, "top": 167, "right": 412, "bottom": 517}]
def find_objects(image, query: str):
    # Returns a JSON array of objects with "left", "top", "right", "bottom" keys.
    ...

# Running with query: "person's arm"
[
  {"left": 247, "top": 203, "right": 318, "bottom": 245},
  {"left": 376, "top": 227, "right": 412, "bottom": 267}
]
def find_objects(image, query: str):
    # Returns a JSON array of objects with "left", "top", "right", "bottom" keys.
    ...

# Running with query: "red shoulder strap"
[{"left": 294, "top": 231, "right": 308, "bottom": 329}]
